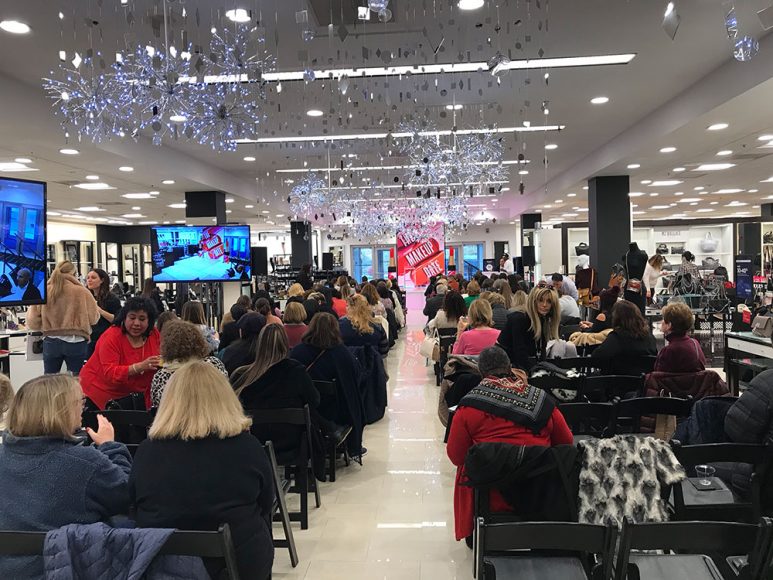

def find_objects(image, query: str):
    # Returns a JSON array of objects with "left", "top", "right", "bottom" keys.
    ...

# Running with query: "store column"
[
  {"left": 290, "top": 221, "right": 313, "bottom": 268},
  {"left": 588, "top": 176, "right": 631, "bottom": 278}
]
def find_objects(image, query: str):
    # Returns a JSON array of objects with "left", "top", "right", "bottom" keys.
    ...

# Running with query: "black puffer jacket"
[{"left": 725, "top": 369, "right": 773, "bottom": 445}]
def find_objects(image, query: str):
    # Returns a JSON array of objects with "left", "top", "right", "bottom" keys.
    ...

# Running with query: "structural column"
[
  {"left": 290, "top": 221, "right": 313, "bottom": 268},
  {"left": 588, "top": 175, "right": 631, "bottom": 279}
]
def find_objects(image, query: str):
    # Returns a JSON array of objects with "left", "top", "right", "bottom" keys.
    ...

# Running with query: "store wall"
[{"left": 48, "top": 221, "right": 97, "bottom": 244}]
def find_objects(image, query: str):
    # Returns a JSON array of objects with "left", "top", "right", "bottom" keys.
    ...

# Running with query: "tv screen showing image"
[
  {"left": 0, "top": 177, "right": 46, "bottom": 306},
  {"left": 151, "top": 225, "right": 252, "bottom": 283}
]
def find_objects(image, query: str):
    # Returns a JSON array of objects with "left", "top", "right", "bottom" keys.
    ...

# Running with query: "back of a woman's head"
[
  {"left": 682, "top": 251, "right": 695, "bottom": 263},
  {"left": 49, "top": 260, "right": 77, "bottom": 302},
  {"left": 181, "top": 300, "right": 206, "bottom": 325},
  {"left": 512, "top": 290, "right": 527, "bottom": 310},
  {"left": 235, "top": 295, "right": 252, "bottom": 309},
  {"left": 254, "top": 324, "right": 288, "bottom": 364},
  {"left": 483, "top": 292, "right": 505, "bottom": 308},
  {"left": 150, "top": 361, "right": 251, "bottom": 441},
  {"left": 303, "top": 312, "right": 342, "bottom": 349},
  {"left": 599, "top": 286, "right": 621, "bottom": 313},
  {"left": 360, "top": 283, "right": 379, "bottom": 306},
  {"left": 376, "top": 285, "right": 390, "bottom": 299},
  {"left": 648, "top": 254, "right": 664, "bottom": 269},
  {"left": 611, "top": 300, "right": 649, "bottom": 338},
  {"left": 7, "top": 375, "right": 79, "bottom": 439},
  {"left": 156, "top": 310, "right": 178, "bottom": 332},
  {"left": 468, "top": 298, "right": 493, "bottom": 328},
  {"left": 346, "top": 294, "right": 375, "bottom": 334},
  {"left": 443, "top": 291, "right": 467, "bottom": 321},
  {"left": 236, "top": 312, "right": 267, "bottom": 342},
  {"left": 229, "top": 303, "right": 248, "bottom": 323},
  {"left": 161, "top": 320, "right": 209, "bottom": 362},
  {"left": 283, "top": 301, "right": 307, "bottom": 324},
  {"left": 661, "top": 301, "right": 694, "bottom": 336},
  {"left": 254, "top": 297, "right": 272, "bottom": 316},
  {"left": 287, "top": 283, "right": 304, "bottom": 297},
  {"left": 467, "top": 280, "right": 481, "bottom": 296},
  {"left": 0, "top": 374, "right": 11, "bottom": 423}
]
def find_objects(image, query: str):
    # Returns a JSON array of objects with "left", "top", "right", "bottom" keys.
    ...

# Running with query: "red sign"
[{"left": 397, "top": 223, "right": 445, "bottom": 288}]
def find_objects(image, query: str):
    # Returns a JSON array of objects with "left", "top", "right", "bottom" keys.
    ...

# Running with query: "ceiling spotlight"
[
  {"left": 243, "top": 156, "right": 256, "bottom": 162},
  {"left": 662, "top": 2, "right": 680, "bottom": 40},
  {"left": 707, "top": 123, "right": 729, "bottom": 131},
  {"left": 59, "top": 148, "right": 79, "bottom": 155},
  {"left": 445, "top": 104, "right": 463, "bottom": 110},
  {"left": 458, "top": 0, "right": 485, "bottom": 9},
  {"left": 627, "top": 163, "right": 640, "bottom": 169},
  {"left": 544, "top": 144, "right": 558, "bottom": 151},
  {"left": 168, "top": 203, "right": 186, "bottom": 209},
  {"left": 590, "top": 96, "right": 609, "bottom": 105},
  {"left": 119, "top": 166, "right": 134, "bottom": 172},
  {"left": 0, "top": 20, "right": 31, "bottom": 34},
  {"left": 758, "top": 134, "right": 773, "bottom": 141},
  {"left": 225, "top": 8, "right": 251, "bottom": 23},
  {"left": 717, "top": 150, "right": 732, "bottom": 156},
  {"left": 169, "top": 115, "right": 187, "bottom": 123},
  {"left": 673, "top": 167, "right": 686, "bottom": 172},
  {"left": 695, "top": 163, "right": 735, "bottom": 171},
  {"left": 659, "top": 147, "right": 677, "bottom": 153},
  {"left": 14, "top": 158, "right": 31, "bottom": 164},
  {"left": 306, "top": 109, "right": 324, "bottom": 117},
  {"left": 162, "top": 179, "right": 175, "bottom": 185}
]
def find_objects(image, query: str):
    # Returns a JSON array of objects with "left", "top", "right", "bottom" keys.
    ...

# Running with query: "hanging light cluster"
[{"left": 42, "top": 21, "right": 275, "bottom": 152}]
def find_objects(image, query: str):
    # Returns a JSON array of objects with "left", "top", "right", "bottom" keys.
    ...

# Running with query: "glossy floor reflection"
[{"left": 273, "top": 292, "right": 471, "bottom": 579}]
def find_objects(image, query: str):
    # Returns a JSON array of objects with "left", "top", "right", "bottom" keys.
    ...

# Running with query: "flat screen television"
[
  {"left": 150, "top": 225, "right": 252, "bottom": 282},
  {"left": 0, "top": 177, "right": 46, "bottom": 306}
]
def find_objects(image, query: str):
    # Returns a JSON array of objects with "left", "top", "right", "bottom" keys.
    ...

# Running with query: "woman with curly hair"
[
  {"left": 150, "top": 321, "right": 229, "bottom": 407},
  {"left": 339, "top": 294, "right": 389, "bottom": 356}
]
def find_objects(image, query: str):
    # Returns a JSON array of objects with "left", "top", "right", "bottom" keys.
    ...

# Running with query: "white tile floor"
[{"left": 272, "top": 292, "right": 471, "bottom": 579}]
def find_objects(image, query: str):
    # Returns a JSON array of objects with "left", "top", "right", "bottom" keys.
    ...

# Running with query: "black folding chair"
[
  {"left": 601, "top": 354, "right": 657, "bottom": 376},
  {"left": 247, "top": 405, "right": 321, "bottom": 530},
  {"left": 264, "top": 441, "right": 299, "bottom": 568},
  {"left": 614, "top": 517, "right": 773, "bottom": 580},
  {"left": 476, "top": 519, "right": 617, "bottom": 580},
  {"left": 610, "top": 396, "right": 692, "bottom": 435},
  {"left": 529, "top": 375, "right": 585, "bottom": 403},
  {"left": 671, "top": 441, "right": 772, "bottom": 524},
  {"left": 313, "top": 379, "right": 352, "bottom": 482},
  {"left": 557, "top": 402, "right": 614, "bottom": 445},
  {"left": 0, "top": 524, "right": 241, "bottom": 580},
  {"left": 436, "top": 328, "right": 458, "bottom": 386},
  {"left": 81, "top": 409, "right": 154, "bottom": 452},
  {"left": 580, "top": 375, "right": 645, "bottom": 403},
  {"left": 548, "top": 357, "right": 603, "bottom": 375}
]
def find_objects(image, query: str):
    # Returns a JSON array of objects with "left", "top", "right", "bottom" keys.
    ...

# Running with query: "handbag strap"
[{"left": 305, "top": 349, "right": 327, "bottom": 372}]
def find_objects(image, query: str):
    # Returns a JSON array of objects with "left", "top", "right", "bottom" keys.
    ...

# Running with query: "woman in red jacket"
[
  {"left": 446, "top": 346, "right": 573, "bottom": 543},
  {"left": 80, "top": 297, "right": 161, "bottom": 409}
]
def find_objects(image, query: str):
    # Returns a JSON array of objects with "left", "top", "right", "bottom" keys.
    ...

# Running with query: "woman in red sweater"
[
  {"left": 80, "top": 297, "right": 161, "bottom": 409},
  {"left": 447, "top": 346, "right": 573, "bottom": 543}
]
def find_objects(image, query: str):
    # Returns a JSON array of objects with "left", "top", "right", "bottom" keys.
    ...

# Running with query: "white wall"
[{"left": 48, "top": 221, "right": 97, "bottom": 243}]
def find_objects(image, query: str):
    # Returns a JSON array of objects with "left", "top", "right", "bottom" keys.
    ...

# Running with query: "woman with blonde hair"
[
  {"left": 283, "top": 301, "right": 308, "bottom": 348},
  {"left": 27, "top": 260, "right": 99, "bottom": 375},
  {"left": 181, "top": 300, "right": 219, "bottom": 353},
  {"left": 497, "top": 286, "right": 560, "bottom": 370},
  {"left": 150, "top": 320, "right": 229, "bottom": 407},
  {"left": 287, "top": 282, "right": 305, "bottom": 299},
  {"left": 340, "top": 294, "right": 389, "bottom": 356},
  {"left": 130, "top": 361, "right": 274, "bottom": 580},
  {"left": 644, "top": 254, "right": 666, "bottom": 303},
  {"left": 511, "top": 290, "right": 528, "bottom": 313},
  {"left": 453, "top": 298, "right": 501, "bottom": 355},
  {"left": 0, "top": 374, "right": 131, "bottom": 579},
  {"left": 464, "top": 280, "right": 481, "bottom": 308},
  {"left": 492, "top": 278, "right": 514, "bottom": 310}
]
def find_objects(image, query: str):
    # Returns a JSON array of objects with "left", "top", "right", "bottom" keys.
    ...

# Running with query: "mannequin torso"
[{"left": 623, "top": 242, "right": 648, "bottom": 280}]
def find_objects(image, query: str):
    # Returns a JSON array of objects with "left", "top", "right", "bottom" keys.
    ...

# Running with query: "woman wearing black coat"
[
  {"left": 130, "top": 361, "right": 274, "bottom": 580},
  {"left": 291, "top": 313, "right": 365, "bottom": 457},
  {"left": 220, "top": 313, "right": 266, "bottom": 375},
  {"left": 497, "top": 287, "right": 560, "bottom": 371},
  {"left": 591, "top": 300, "right": 656, "bottom": 366}
]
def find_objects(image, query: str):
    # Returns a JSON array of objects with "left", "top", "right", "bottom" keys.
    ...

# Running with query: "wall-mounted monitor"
[
  {"left": 150, "top": 225, "right": 251, "bottom": 282},
  {"left": 0, "top": 177, "right": 46, "bottom": 306}
]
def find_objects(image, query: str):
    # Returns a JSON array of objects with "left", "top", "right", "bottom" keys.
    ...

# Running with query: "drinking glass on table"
[{"left": 695, "top": 464, "right": 716, "bottom": 486}]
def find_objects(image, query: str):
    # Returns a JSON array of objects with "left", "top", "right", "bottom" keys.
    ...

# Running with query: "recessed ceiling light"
[
  {"left": 46, "top": 211, "right": 61, "bottom": 216},
  {"left": 518, "top": 170, "right": 529, "bottom": 175},
  {"left": 555, "top": 199, "right": 564, "bottom": 204},
  {"left": 567, "top": 193, "right": 576, "bottom": 197},
  {"left": 659, "top": 147, "right": 677, "bottom": 153},
  {"left": 590, "top": 96, "right": 609, "bottom": 105},
  {"left": 13, "top": 158, "right": 31, "bottom": 164},
  {"left": 544, "top": 144, "right": 558, "bottom": 150},
  {"left": 712, "top": 188, "right": 744, "bottom": 194},
  {"left": 673, "top": 167, "right": 685, "bottom": 172},
  {"left": 131, "top": 206, "right": 141, "bottom": 211},
  {"left": 75, "top": 206, "right": 105, "bottom": 212},
  {"left": 749, "top": 189, "right": 759, "bottom": 193},
  {"left": 162, "top": 179, "right": 175, "bottom": 185},
  {"left": 501, "top": 187, "right": 510, "bottom": 192},
  {"left": 85, "top": 175, "right": 99, "bottom": 180},
  {"left": 276, "top": 213, "right": 285, "bottom": 218},
  {"left": 306, "top": 109, "right": 324, "bottom": 117},
  {"left": 694, "top": 186, "right": 705, "bottom": 190},
  {"left": 758, "top": 134, "right": 773, "bottom": 141},
  {"left": 73, "top": 182, "right": 114, "bottom": 190},
  {"left": 261, "top": 210, "right": 270, "bottom": 214},
  {"left": 632, "top": 211, "right": 646, "bottom": 215},
  {"left": 628, "top": 192, "right": 645, "bottom": 197},
  {"left": 59, "top": 148, "right": 79, "bottom": 155},
  {"left": 245, "top": 204, "right": 254, "bottom": 209},
  {"left": 119, "top": 166, "right": 134, "bottom": 172},
  {"left": 716, "top": 150, "right": 733, "bottom": 156},
  {"left": 169, "top": 115, "right": 187, "bottom": 123},
  {"left": 168, "top": 203, "right": 186, "bottom": 209},
  {"left": 582, "top": 186, "right": 588, "bottom": 190},
  {"left": 225, "top": 8, "right": 251, "bottom": 23},
  {"left": 650, "top": 192, "right": 660, "bottom": 197},
  {"left": 707, "top": 123, "right": 729, "bottom": 131},
  {"left": 674, "top": 191, "right": 684, "bottom": 196},
  {"left": 649, "top": 180, "right": 682, "bottom": 187},
  {"left": 695, "top": 163, "right": 735, "bottom": 171},
  {"left": 0, "top": 20, "right": 30, "bottom": 34},
  {"left": 121, "top": 213, "right": 145, "bottom": 218},
  {"left": 651, "top": 205, "right": 671, "bottom": 210},
  {"left": 640, "top": 180, "right": 652, "bottom": 185},
  {"left": 445, "top": 104, "right": 463, "bottom": 110},
  {"left": 138, "top": 221, "right": 158, "bottom": 225},
  {"left": 243, "top": 156, "right": 256, "bottom": 162},
  {"left": 677, "top": 198, "right": 702, "bottom": 203},
  {"left": 726, "top": 201, "right": 748, "bottom": 207},
  {"left": 225, "top": 197, "right": 235, "bottom": 203},
  {"left": 0, "top": 162, "right": 37, "bottom": 172},
  {"left": 627, "top": 163, "right": 640, "bottom": 169},
  {"left": 175, "top": 220, "right": 186, "bottom": 224},
  {"left": 458, "top": 0, "right": 485, "bottom": 9},
  {"left": 122, "top": 193, "right": 154, "bottom": 199},
  {"left": 543, "top": 205, "right": 552, "bottom": 209}
]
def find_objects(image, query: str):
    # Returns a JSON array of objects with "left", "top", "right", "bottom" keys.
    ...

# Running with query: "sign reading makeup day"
[{"left": 397, "top": 222, "right": 445, "bottom": 288}]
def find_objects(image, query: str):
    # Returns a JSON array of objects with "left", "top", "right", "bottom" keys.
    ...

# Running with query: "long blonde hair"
[
  {"left": 525, "top": 287, "right": 560, "bottom": 342},
  {"left": 150, "top": 361, "right": 251, "bottom": 440},
  {"left": 346, "top": 294, "right": 375, "bottom": 334},
  {"left": 468, "top": 299, "right": 493, "bottom": 329},
  {"left": 7, "top": 374, "right": 80, "bottom": 439},
  {"left": 48, "top": 261, "right": 77, "bottom": 303},
  {"left": 231, "top": 325, "right": 289, "bottom": 395},
  {"left": 512, "top": 290, "right": 528, "bottom": 311}
]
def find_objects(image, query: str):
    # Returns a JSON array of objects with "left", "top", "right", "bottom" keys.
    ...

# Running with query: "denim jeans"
[{"left": 42, "top": 337, "right": 89, "bottom": 375}]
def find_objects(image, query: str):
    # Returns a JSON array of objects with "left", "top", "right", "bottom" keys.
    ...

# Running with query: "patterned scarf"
[{"left": 460, "top": 374, "right": 555, "bottom": 434}]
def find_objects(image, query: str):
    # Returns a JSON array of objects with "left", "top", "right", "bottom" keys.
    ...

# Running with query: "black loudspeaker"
[
  {"left": 522, "top": 246, "right": 536, "bottom": 267},
  {"left": 251, "top": 247, "right": 268, "bottom": 276},
  {"left": 322, "top": 252, "right": 334, "bottom": 270},
  {"left": 514, "top": 257, "right": 524, "bottom": 277},
  {"left": 185, "top": 191, "right": 226, "bottom": 223}
]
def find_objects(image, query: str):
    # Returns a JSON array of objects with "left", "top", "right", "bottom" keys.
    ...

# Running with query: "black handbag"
[
  {"left": 765, "top": 231, "right": 773, "bottom": 244},
  {"left": 656, "top": 243, "right": 669, "bottom": 255},
  {"left": 575, "top": 242, "right": 590, "bottom": 257},
  {"left": 670, "top": 244, "right": 685, "bottom": 255},
  {"left": 701, "top": 257, "right": 720, "bottom": 270}
]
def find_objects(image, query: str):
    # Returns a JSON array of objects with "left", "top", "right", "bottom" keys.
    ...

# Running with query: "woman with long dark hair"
[
  {"left": 181, "top": 300, "right": 219, "bottom": 353},
  {"left": 591, "top": 299, "right": 656, "bottom": 362},
  {"left": 85, "top": 268, "right": 122, "bottom": 357},
  {"left": 140, "top": 278, "right": 165, "bottom": 315}
]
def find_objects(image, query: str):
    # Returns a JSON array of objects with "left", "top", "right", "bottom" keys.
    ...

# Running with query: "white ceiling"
[{"left": 0, "top": 0, "right": 771, "bottom": 232}]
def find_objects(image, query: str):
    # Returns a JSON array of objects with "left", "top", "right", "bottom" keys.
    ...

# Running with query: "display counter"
[{"left": 724, "top": 331, "right": 773, "bottom": 395}]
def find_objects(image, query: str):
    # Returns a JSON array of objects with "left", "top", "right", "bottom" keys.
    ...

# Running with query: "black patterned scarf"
[{"left": 460, "top": 375, "right": 555, "bottom": 434}]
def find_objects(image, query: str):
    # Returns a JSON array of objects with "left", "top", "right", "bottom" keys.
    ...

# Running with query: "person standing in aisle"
[
  {"left": 85, "top": 268, "right": 122, "bottom": 358},
  {"left": 27, "top": 261, "right": 99, "bottom": 375}
]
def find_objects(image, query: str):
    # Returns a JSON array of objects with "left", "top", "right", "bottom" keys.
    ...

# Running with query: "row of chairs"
[{"left": 475, "top": 517, "right": 773, "bottom": 580}]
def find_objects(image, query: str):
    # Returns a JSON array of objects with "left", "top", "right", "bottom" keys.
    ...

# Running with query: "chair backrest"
[
  {"left": 602, "top": 354, "right": 657, "bottom": 376},
  {"left": 581, "top": 375, "right": 645, "bottom": 402},
  {"left": 548, "top": 357, "right": 602, "bottom": 374},
  {"left": 246, "top": 405, "right": 313, "bottom": 463},
  {"left": 671, "top": 442, "right": 770, "bottom": 469},
  {"left": 477, "top": 518, "right": 617, "bottom": 580},
  {"left": 437, "top": 327, "right": 457, "bottom": 338},
  {"left": 612, "top": 396, "right": 692, "bottom": 434},
  {"left": 558, "top": 402, "right": 614, "bottom": 437},
  {"left": 313, "top": 379, "right": 340, "bottom": 423},
  {"left": 81, "top": 410, "right": 154, "bottom": 445},
  {"left": 616, "top": 518, "right": 772, "bottom": 580},
  {"left": 0, "top": 525, "right": 241, "bottom": 580}
]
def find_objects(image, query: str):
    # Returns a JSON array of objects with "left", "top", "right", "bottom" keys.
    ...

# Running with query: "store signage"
[
  {"left": 655, "top": 230, "right": 683, "bottom": 238},
  {"left": 397, "top": 223, "right": 445, "bottom": 288},
  {"left": 736, "top": 255, "right": 753, "bottom": 300}
]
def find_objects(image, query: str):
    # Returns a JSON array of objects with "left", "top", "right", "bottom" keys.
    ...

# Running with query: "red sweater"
[
  {"left": 654, "top": 333, "right": 705, "bottom": 374},
  {"left": 447, "top": 405, "right": 573, "bottom": 540},
  {"left": 331, "top": 298, "right": 348, "bottom": 318},
  {"left": 79, "top": 326, "right": 161, "bottom": 409}
]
